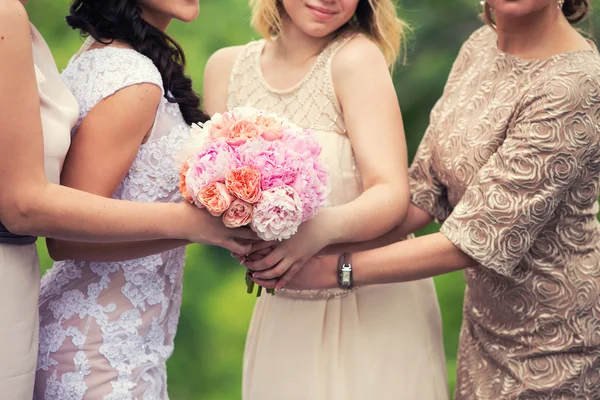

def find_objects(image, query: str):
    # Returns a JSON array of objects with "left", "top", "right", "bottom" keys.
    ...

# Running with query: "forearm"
[
  {"left": 4, "top": 182, "right": 186, "bottom": 242},
  {"left": 321, "top": 204, "right": 432, "bottom": 255},
  {"left": 322, "top": 183, "right": 409, "bottom": 245},
  {"left": 47, "top": 238, "right": 190, "bottom": 262},
  {"left": 353, "top": 232, "right": 475, "bottom": 285}
]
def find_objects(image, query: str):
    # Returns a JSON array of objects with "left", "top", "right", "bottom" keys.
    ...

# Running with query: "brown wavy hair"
[
  {"left": 249, "top": 0, "right": 409, "bottom": 67},
  {"left": 68, "top": 0, "right": 209, "bottom": 125},
  {"left": 483, "top": 0, "right": 590, "bottom": 26}
]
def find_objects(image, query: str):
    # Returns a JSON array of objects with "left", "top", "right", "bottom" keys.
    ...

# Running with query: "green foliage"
[{"left": 28, "top": 0, "right": 600, "bottom": 398}]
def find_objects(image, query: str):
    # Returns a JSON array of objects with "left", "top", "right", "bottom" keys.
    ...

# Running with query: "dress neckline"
[{"left": 254, "top": 37, "right": 340, "bottom": 95}]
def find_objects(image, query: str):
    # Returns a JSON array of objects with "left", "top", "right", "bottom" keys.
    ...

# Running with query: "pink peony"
[
  {"left": 237, "top": 138, "right": 303, "bottom": 190},
  {"left": 223, "top": 199, "right": 253, "bottom": 228},
  {"left": 292, "top": 159, "right": 330, "bottom": 219},
  {"left": 185, "top": 139, "right": 237, "bottom": 203},
  {"left": 251, "top": 186, "right": 304, "bottom": 241},
  {"left": 197, "top": 182, "right": 234, "bottom": 217},
  {"left": 281, "top": 127, "right": 322, "bottom": 159}
]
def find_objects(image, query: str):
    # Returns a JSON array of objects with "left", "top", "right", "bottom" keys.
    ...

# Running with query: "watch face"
[{"left": 342, "top": 269, "right": 351, "bottom": 283}]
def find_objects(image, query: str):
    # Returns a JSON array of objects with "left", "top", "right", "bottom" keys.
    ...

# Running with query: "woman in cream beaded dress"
[{"left": 204, "top": 1, "right": 448, "bottom": 399}]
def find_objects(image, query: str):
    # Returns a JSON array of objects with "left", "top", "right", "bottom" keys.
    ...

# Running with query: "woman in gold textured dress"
[
  {"left": 253, "top": 0, "right": 600, "bottom": 398},
  {"left": 204, "top": 0, "right": 448, "bottom": 399}
]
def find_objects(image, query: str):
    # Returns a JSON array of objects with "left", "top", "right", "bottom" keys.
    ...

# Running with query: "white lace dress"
[{"left": 34, "top": 47, "right": 190, "bottom": 400}]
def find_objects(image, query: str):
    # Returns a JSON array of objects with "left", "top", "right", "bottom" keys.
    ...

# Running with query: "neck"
[
  {"left": 274, "top": 17, "right": 336, "bottom": 64},
  {"left": 495, "top": 6, "right": 577, "bottom": 59},
  {"left": 140, "top": 7, "right": 172, "bottom": 32}
]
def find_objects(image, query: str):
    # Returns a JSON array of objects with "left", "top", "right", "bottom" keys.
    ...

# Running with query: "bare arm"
[
  {"left": 0, "top": 4, "right": 253, "bottom": 254},
  {"left": 203, "top": 46, "right": 243, "bottom": 115},
  {"left": 46, "top": 77, "right": 190, "bottom": 262},
  {"left": 253, "top": 232, "right": 473, "bottom": 290},
  {"left": 320, "top": 203, "right": 433, "bottom": 255}
]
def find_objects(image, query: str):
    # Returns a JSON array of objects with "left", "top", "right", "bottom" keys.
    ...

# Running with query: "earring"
[
  {"left": 558, "top": 0, "right": 564, "bottom": 8},
  {"left": 480, "top": 0, "right": 485, "bottom": 5}
]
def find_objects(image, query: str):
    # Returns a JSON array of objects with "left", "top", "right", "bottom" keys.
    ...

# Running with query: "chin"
[
  {"left": 487, "top": 0, "right": 548, "bottom": 18},
  {"left": 174, "top": 3, "right": 200, "bottom": 23}
]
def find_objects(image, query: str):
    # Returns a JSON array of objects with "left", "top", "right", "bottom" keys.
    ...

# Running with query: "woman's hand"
[
  {"left": 243, "top": 216, "right": 335, "bottom": 288},
  {"left": 181, "top": 203, "right": 257, "bottom": 255},
  {"left": 251, "top": 255, "right": 339, "bottom": 290}
]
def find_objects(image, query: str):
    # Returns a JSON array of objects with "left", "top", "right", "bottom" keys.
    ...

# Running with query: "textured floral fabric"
[
  {"left": 410, "top": 26, "right": 600, "bottom": 399},
  {"left": 34, "top": 46, "right": 189, "bottom": 400}
]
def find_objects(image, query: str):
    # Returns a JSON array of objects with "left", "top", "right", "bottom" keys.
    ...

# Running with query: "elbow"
[
  {"left": 0, "top": 195, "right": 40, "bottom": 236},
  {"left": 46, "top": 238, "right": 67, "bottom": 262}
]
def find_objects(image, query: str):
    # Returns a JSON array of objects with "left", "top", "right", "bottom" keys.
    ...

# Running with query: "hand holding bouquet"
[{"left": 178, "top": 107, "right": 329, "bottom": 294}]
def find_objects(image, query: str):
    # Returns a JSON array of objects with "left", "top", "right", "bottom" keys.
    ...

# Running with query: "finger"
[
  {"left": 245, "top": 253, "right": 267, "bottom": 262},
  {"left": 245, "top": 247, "right": 273, "bottom": 262},
  {"left": 250, "top": 241, "right": 276, "bottom": 253},
  {"left": 252, "top": 258, "right": 295, "bottom": 280},
  {"left": 245, "top": 249, "right": 285, "bottom": 271},
  {"left": 251, "top": 278, "right": 277, "bottom": 289},
  {"left": 275, "top": 261, "right": 305, "bottom": 289},
  {"left": 225, "top": 240, "right": 252, "bottom": 255},
  {"left": 231, "top": 227, "right": 259, "bottom": 241}
]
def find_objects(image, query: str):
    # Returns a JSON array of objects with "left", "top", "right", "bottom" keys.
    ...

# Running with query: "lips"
[{"left": 306, "top": 4, "right": 337, "bottom": 20}]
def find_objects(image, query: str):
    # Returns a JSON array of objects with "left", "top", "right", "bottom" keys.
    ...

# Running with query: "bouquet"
[{"left": 178, "top": 107, "right": 329, "bottom": 295}]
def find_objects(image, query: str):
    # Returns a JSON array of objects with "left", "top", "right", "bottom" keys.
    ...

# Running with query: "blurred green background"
[{"left": 27, "top": 0, "right": 599, "bottom": 398}]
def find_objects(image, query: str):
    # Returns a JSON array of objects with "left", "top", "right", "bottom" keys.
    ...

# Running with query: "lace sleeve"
[{"left": 61, "top": 47, "right": 164, "bottom": 127}]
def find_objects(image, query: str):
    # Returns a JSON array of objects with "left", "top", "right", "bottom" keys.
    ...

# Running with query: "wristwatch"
[{"left": 337, "top": 252, "right": 353, "bottom": 290}]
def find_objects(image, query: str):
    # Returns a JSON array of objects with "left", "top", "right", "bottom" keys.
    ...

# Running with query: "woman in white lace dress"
[{"left": 34, "top": 1, "right": 215, "bottom": 398}]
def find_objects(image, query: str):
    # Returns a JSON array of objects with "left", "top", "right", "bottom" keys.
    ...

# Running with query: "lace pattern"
[{"left": 36, "top": 47, "right": 189, "bottom": 400}]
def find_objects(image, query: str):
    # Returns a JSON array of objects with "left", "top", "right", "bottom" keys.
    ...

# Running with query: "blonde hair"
[{"left": 249, "top": 0, "right": 409, "bottom": 67}]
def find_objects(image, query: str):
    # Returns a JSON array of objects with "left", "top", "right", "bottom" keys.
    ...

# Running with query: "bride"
[{"left": 34, "top": 0, "right": 217, "bottom": 398}]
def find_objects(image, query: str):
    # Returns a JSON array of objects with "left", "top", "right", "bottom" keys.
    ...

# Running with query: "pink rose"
[
  {"left": 225, "top": 166, "right": 262, "bottom": 204},
  {"left": 197, "top": 182, "right": 234, "bottom": 217},
  {"left": 251, "top": 186, "right": 304, "bottom": 241},
  {"left": 223, "top": 199, "right": 253, "bottom": 228},
  {"left": 255, "top": 115, "right": 283, "bottom": 141}
]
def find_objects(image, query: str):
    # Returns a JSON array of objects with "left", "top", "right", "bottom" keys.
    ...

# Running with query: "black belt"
[{"left": 0, "top": 221, "right": 37, "bottom": 245}]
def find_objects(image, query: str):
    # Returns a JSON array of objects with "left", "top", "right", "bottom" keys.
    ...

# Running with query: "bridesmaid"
[
  {"left": 255, "top": 0, "right": 600, "bottom": 398},
  {"left": 205, "top": 0, "right": 448, "bottom": 398},
  {"left": 0, "top": 1, "right": 253, "bottom": 398}
]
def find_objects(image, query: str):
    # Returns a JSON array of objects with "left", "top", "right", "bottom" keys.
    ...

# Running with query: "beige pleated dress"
[
  {"left": 0, "top": 25, "right": 78, "bottom": 399},
  {"left": 228, "top": 36, "right": 449, "bottom": 400}
]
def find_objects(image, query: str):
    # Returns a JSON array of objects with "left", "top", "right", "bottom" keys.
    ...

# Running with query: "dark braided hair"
[{"left": 67, "top": 0, "right": 209, "bottom": 125}]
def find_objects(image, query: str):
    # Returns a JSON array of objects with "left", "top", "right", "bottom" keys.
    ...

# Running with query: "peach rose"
[
  {"left": 209, "top": 113, "right": 235, "bottom": 140},
  {"left": 197, "top": 182, "right": 234, "bottom": 216},
  {"left": 225, "top": 167, "right": 262, "bottom": 203},
  {"left": 255, "top": 115, "right": 283, "bottom": 141},
  {"left": 222, "top": 199, "right": 253, "bottom": 228},
  {"left": 179, "top": 161, "right": 194, "bottom": 204},
  {"left": 226, "top": 120, "right": 261, "bottom": 146}
]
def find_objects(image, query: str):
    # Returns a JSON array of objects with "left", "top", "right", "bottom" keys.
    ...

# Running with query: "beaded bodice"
[{"left": 228, "top": 35, "right": 361, "bottom": 300}]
